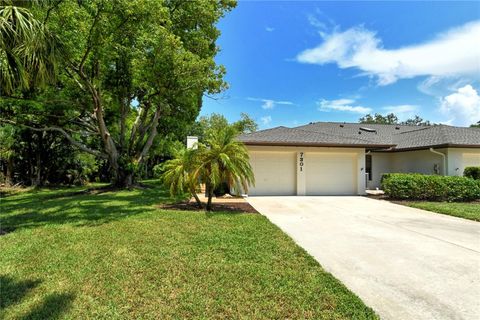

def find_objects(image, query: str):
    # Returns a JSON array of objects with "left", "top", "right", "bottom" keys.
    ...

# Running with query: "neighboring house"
[{"left": 238, "top": 122, "right": 480, "bottom": 196}]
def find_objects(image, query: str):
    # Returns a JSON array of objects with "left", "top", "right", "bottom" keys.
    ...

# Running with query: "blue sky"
[{"left": 201, "top": 1, "right": 480, "bottom": 128}]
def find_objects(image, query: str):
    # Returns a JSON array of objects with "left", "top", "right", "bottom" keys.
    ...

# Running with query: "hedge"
[
  {"left": 464, "top": 166, "right": 480, "bottom": 180},
  {"left": 381, "top": 173, "right": 480, "bottom": 202}
]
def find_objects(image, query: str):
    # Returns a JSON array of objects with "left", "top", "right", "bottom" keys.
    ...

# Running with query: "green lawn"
[
  {"left": 0, "top": 181, "right": 377, "bottom": 319},
  {"left": 402, "top": 201, "right": 480, "bottom": 221}
]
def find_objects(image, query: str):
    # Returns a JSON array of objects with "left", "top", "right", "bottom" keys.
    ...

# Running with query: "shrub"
[
  {"left": 464, "top": 166, "right": 480, "bottom": 180},
  {"left": 381, "top": 173, "right": 480, "bottom": 202}
]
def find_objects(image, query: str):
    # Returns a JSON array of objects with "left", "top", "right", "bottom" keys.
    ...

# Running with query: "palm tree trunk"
[
  {"left": 206, "top": 184, "right": 213, "bottom": 211},
  {"left": 191, "top": 189, "right": 203, "bottom": 209}
]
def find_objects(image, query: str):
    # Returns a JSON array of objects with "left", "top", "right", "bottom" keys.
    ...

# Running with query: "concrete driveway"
[{"left": 247, "top": 196, "right": 480, "bottom": 320}]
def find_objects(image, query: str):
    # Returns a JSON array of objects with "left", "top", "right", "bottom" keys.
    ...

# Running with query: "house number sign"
[{"left": 299, "top": 152, "right": 304, "bottom": 171}]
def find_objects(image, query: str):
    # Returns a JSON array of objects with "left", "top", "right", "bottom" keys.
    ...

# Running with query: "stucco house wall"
[
  {"left": 367, "top": 148, "right": 480, "bottom": 189},
  {"left": 391, "top": 148, "right": 448, "bottom": 175},
  {"left": 367, "top": 152, "right": 393, "bottom": 189},
  {"left": 446, "top": 148, "right": 480, "bottom": 176}
]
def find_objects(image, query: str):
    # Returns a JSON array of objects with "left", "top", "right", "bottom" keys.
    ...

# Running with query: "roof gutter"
[
  {"left": 241, "top": 141, "right": 394, "bottom": 148},
  {"left": 429, "top": 148, "right": 446, "bottom": 175}
]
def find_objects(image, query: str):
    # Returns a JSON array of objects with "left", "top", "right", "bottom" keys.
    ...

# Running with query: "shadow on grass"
[
  {"left": 204, "top": 210, "right": 247, "bottom": 218},
  {"left": 21, "top": 292, "right": 75, "bottom": 320},
  {"left": 1, "top": 182, "right": 172, "bottom": 232},
  {"left": 0, "top": 276, "right": 41, "bottom": 310}
]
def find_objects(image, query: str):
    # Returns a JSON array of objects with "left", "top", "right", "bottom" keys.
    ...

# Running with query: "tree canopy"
[
  {"left": 359, "top": 113, "right": 431, "bottom": 126},
  {"left": 0, "top": 0, "right": 236, "bottom": 187},
  {"left": 189, "top": 112, "right": 258, "bottom": 142}
]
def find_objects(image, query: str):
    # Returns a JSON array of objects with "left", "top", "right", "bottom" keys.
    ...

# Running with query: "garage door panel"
[
  {"left": 249, "top": 152, "right": 296, "bottom": 196},
  {"left": 306, "top": 153, "right": 356, "bottom": 195}
]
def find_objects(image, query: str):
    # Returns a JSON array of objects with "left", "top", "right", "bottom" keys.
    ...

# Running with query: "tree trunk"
[
  {"left": 113, "top": 166, "right": 134, "bottom": 188},
  {"left": 35, "top": 153, "right": 41, "bottom": 186},
  {"left": 190, "top": 187, "right": 203, "bottom": 209},
  {"left": 32, "top": 132, "right": 44, "bottom": 187},
  {"left": 206, "top": 184, "right": 213, "bottom": 211},
  {"left": 5, "top": 156, "right": 14, "bottom": 186}
]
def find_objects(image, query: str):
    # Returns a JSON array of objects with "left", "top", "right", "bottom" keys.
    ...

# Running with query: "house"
[{"left": 237, "top": 122, "right": 480, "bottom": 196}]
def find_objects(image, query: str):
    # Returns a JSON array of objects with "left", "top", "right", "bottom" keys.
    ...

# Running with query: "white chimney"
[{"left": 186, "top": 136, "right": 198, "bottom": 149}]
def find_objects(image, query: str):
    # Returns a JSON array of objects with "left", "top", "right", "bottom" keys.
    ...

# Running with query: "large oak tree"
[{"left": 0, "top": 0, "right": 235, "bottom": 187}]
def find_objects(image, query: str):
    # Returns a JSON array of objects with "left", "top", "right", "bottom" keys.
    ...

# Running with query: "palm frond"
[{"left": 0, "top": 4, "right": 59, "bottom": 95}]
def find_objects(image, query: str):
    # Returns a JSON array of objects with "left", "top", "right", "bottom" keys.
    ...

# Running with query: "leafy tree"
[
  {"left": 198, "top": 126, "right": 254, "bottom": 210},
  {"left": 0, "top": 124, "right": 16, "bottom": 184},
  {"left": 1, "top": 0, "right": 236, "bottom": 187},
  {"left": 233, "top": 112, "right": 258, "bottom": 134},
  {"left": 359, "top": 113, "right": 431, "bottom": 126},
  {"left": 190, "top": 113, "right": 229, "bottom": 141},
  {"left": 359, "top": 113, "right": 399, "bottom": 124},
  {"left": 400, "top": 115, "right": 431, "bottom": 126},
  {"left": 471, "top": 121, "right": 480, "bottom": 128},
  {"left": 66, "top": 153, "right": 99, "bottom": 185},
  {"left": 189, "top": 112, "right": 258, "bottom": 142},
  {"left": 0, "top": 95, "right": 101, "bottom": 186}
]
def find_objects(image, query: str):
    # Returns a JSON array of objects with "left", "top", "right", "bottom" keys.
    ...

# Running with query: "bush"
[
  {"left": 382, "top": 173, "right": 480, "bottom": 202},
  {"left": 464, "top": 166, "right": 480, "bottom": 180}
]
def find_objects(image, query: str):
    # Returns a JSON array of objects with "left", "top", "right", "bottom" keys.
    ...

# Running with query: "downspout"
[{"left": 429, "top": 148, "right": 446, "bottom": 175}]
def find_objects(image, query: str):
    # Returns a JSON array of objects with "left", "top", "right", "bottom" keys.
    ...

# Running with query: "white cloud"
[
  {"left": 383, "top": 105, "right": 418, "bottom": 114},
  {"left": 247, "top": 97, "right": 294, "bottom": 109},
  {"left": 418, "top": 76, "right": 476, "bottom": 96},
  {"left": 261, "top": 115, "right": 272, "bottom": 125},
  {"left": 382, "top": 104, "right": 419, "bottom": 120},
  {"left": 439, "top": 85, "right": 480, "bottom": 126},
  {"left": 265, "top": 26, "right": 275, "bottom": 32},
  {"left": 307, "top": 8, "right": 336, "bottom": 37},
  {"left": 297, "top": 21, "right": 480, "bottom": 85},
  {"left": 318, "top": 98, "right": 372, "bottom": 114}
]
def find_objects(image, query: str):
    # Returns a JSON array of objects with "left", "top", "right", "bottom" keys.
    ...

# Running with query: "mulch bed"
[{"left": 157, "top": 201, "right": 258, "bottom": 214}]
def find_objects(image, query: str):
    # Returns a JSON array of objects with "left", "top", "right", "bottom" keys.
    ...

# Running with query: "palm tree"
[
  {"left": 161, "top": 147, "right": 203, "bottom": 209},
  {"left": 0, "top": 3, "right": 59, "bottom": 95},
  {"left": 198, "top": 126, "right": 255, "bottom": 211}
]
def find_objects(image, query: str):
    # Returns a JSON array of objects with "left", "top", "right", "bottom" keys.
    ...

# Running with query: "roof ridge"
[
  {"left": 295, "top": 121, "right": 433, "bottom": 128},
  {"left": 394, "top": 125, "right": 434, "bottom": 135},
  {"left": 394, "top": 125, "right": 455, "bottom": 144},
  {"left": 289, "top": 126, "right": 381, "bottom": 144},
  {"left": 240, "top": 126, "right": 287, "bottom": 136}
]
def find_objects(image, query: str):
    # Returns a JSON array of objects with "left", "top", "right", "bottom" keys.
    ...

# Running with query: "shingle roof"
[
  {"left": 392, "top": 125, "right": 480, "bottom": 150},
  {"left": 237, "top": 126, "right": 393, "bottom": 147},
  {"left": 238, "top": 122, "right": 480, "bottom": 150}
]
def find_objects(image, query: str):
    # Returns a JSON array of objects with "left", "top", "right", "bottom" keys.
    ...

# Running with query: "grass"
[
  {"left": 0, "top": 181, "right": 377, "bottom": 319},
  {"left": 400, "top": 201, "right": 480, "bottom": 221}
]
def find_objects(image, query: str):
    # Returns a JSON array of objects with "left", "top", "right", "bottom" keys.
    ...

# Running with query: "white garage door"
[
  {"left": 306, "top": 153, "right": 357, "bottom": 195},
  {"left": 248, "top": 152, "right": 296, "bottom": 196}
]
